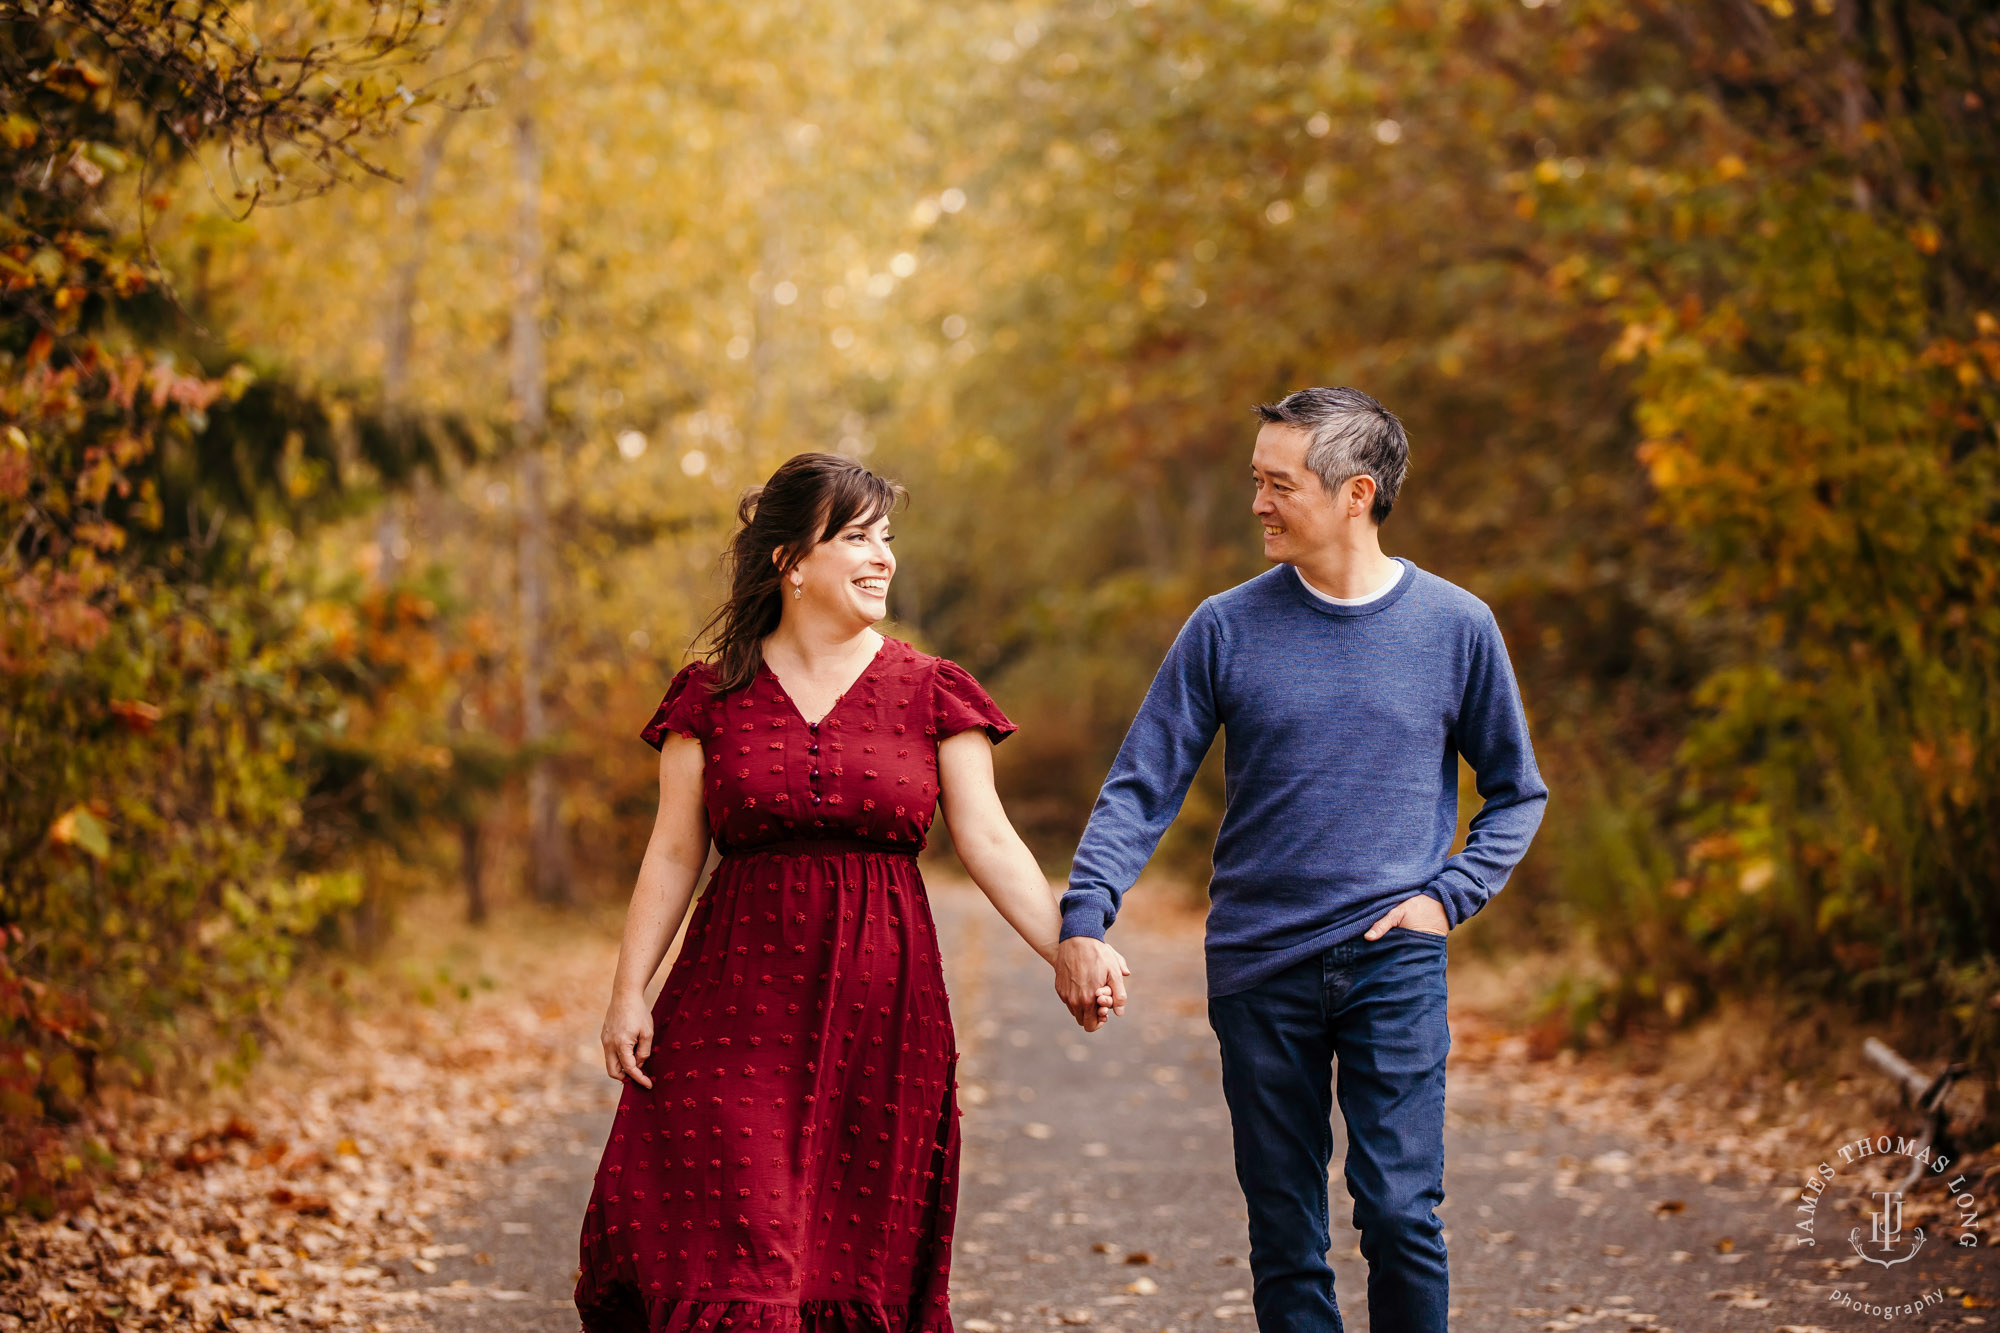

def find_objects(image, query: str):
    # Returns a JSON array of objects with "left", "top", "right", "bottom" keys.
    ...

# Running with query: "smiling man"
[{"left": 1053, "top": 386, "right": 1548, "bottom": 1332}]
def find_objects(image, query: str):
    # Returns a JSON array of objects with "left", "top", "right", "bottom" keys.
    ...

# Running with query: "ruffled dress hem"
[{"left": 575, "top": 1294, "right": 954, "bottom": 1333}]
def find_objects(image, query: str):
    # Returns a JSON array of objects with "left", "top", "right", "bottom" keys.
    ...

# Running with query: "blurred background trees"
[{"left": 2, "top": 0, "right": 1995, "bottom": 1210}]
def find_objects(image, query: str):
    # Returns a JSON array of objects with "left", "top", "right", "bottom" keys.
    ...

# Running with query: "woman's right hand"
[
  {"left": 598, "top": 732, "right": 709, "bottom": 1090},
  {"left": 601, "top": 991, "right": 656, "bottom": 1088}
]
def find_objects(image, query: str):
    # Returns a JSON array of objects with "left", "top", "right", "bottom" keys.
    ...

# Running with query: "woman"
[{"left": 575, "top": 452, "right": 1125, "bottom": 1333}]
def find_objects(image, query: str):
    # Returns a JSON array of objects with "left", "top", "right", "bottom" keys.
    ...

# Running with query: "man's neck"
[{"left": 1290, "top": 543, "right": 1400, "bottom": 600}]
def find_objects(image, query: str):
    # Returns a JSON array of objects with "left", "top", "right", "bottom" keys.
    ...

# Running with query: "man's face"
[{"left": 1251, "top": 422, "right": 1345, "bottom": 564}]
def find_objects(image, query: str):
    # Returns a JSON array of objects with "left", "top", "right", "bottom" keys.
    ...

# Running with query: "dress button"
[
  {"left": 808, "top": 745, "right": 819, "bottom": 755},
  {"left": 810, "top": 769, "right": 821, "bottom": 780},
  {"left": 811, "top": 794, "right": 822, "bottom": 805}
]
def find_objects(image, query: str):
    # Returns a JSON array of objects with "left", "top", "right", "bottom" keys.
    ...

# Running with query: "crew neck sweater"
[{"left": 1059, "top": 559, "right": 1549, "bottom": 997}]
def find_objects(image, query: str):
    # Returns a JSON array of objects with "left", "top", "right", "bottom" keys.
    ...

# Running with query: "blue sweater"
[{"left": 1059, "top": 559, "right": 1549, "bottom": 997}]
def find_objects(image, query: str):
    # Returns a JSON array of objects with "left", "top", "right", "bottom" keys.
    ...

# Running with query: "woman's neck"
[{"left": 762, "top": 616, "right": 882, "bottom": 675}]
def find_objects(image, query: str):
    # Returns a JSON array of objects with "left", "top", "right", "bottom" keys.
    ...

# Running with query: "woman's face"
[{"left": 787, "top": 509, "right": 896, "bottom": 627}]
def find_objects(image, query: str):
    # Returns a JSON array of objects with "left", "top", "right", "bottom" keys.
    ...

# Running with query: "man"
[{"left": 1053, "top": 387, "right": 1548, "bottom": 1332}]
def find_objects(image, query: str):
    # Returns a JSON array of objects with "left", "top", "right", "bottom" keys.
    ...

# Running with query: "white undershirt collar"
[{"left": 1297, "top": 558, "right": 1405, "bottom": 606}]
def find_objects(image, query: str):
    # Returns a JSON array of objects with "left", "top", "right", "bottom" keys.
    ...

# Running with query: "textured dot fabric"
[{"left": 575, "top": 637, "right": 1015, "bottom": 1333}]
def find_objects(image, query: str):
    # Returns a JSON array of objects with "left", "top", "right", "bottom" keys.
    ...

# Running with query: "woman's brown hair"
[{"left": 694, "top": 452, "right": 905, "bottom": 694}]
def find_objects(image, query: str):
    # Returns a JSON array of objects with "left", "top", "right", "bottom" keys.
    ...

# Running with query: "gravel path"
[{"left": 418, "top": 879, "right": 2000, "bottom": 1332}]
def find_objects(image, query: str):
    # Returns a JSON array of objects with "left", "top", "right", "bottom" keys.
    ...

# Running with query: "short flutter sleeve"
[
  {"left": 639, "top": 662, "right": 712, "bottom": 751},
  {"left": 931, "top": 658, "right": 1017, "bottom": 744}
]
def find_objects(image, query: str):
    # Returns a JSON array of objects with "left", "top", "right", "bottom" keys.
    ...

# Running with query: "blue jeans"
[{"left": 1207, "top": 927, "right": 1451, "bottom": 1333}]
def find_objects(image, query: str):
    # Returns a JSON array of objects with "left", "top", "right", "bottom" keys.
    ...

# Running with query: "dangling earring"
[{"left": 792, "top": 584, "right": 802, "bottom": 600}]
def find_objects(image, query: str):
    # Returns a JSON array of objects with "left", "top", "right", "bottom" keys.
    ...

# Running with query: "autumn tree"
[{"left": 0, "top": 0, "right": 473, "bottom": 1213}]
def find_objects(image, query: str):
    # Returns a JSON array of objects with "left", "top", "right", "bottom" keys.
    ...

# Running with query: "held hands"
[
  {"left": 1054, "top": 936, "right": 1131, "bottom": 1032},
  {"left": 1362, "top": 892, "right": 1451, "bottom": 940},
  {"left": 601, "top": 990, "right": 656, "bottom": 1088}
]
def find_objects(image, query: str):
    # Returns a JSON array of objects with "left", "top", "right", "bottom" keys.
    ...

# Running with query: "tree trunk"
[
  {"left": 510, "top": 0, "right": 570, "bottom": 906},
  {"left": 374, "top": 115, "right": 454, "bottom": 587},
  {"left": 460, "top": 814, "right": 488, "bottom": 925}
]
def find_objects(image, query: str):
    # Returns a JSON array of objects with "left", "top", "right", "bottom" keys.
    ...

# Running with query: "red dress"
[{"left": 575, "top": 636, "right": 1014, "bottom": 1333}]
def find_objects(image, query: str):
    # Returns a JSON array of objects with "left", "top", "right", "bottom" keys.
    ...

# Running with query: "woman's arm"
[
  {"left": 936, "top": 730, "right": 1126, "bottom": 1030},
  {"left": 600, "top": 732, "right": 711, "bottom": 1087}
]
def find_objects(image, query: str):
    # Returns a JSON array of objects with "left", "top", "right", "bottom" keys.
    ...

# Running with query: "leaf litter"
[{"left": 0, "top": 899, "right": 617, "bottom": 1331}]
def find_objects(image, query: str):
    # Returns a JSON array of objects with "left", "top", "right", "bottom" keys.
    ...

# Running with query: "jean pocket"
[{"left": 1389, "top": 923, "right": 1449, "bottom": 939}]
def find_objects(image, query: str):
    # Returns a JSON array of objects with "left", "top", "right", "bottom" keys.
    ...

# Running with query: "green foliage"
[
  {"left": 0, "top": 0, "right": 472, "bottom": 1213},
  {"left": 1513, "top": 0, "right": 2000, "bottom": 1053},
  {"left": 1616, "top": 173, "right": 2000, "bottom": 1035}
]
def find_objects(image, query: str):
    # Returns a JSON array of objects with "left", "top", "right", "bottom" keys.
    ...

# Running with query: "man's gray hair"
[{"left": 1251, "top": 386, "right": 1410, "bottom": 524}]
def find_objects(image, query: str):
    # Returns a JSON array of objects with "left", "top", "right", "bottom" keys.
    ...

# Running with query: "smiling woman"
[
  {"left": 575, "top": 453, "right": 1126, "bottom": 1333},
  {"left": 693, "top": 453, "right": 907, "bottom": 696}
]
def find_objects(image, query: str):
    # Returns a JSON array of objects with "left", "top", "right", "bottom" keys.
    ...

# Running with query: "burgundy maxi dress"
[{"left": 575, "top": 636, "right": 1015, "bottom": 1333}]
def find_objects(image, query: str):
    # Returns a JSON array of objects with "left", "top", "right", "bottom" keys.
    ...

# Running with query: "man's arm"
[
  {"left": 1423, "top": 606, "right": 1549, "bottom": 928},
  {"left": 1061, "top": 601, "right": 1225, "bottom": 941}
]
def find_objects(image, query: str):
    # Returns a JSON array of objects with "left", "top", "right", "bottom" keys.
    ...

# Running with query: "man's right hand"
[{"left": 1055, "top": 935, "right": 1130, "bottom": 1032}]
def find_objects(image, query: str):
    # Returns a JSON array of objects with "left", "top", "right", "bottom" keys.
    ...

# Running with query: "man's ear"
[{"left": 1347, "top": 474, "right": 1378, "bottom": 518}]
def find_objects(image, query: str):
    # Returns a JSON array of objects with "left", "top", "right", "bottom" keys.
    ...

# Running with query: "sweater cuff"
[
  {"left": 1058, "top": 897, "right": 1110, "bottom": 942},
  {"left": 1425, "top": 868, "right": 1487, "bottom": 930}
]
